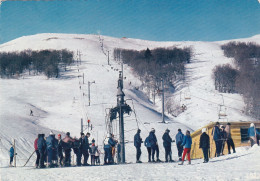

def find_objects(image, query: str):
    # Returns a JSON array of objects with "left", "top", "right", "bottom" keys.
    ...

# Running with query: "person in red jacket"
[{"left": 34, "top": 134, "right": 40, "bottom": 168}]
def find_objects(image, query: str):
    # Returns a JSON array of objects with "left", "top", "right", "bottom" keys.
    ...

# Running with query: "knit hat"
[
  {"left": 80, "top": 132, "right": 84, "bottom": 136},
  {"left": 151, "top": 128, "right": 155, "bottom": 132},
  {"left": 178, "top": 129, "right": 181, "bottom": 132},
  {"left": 58, "top": 134, "right": 61, "bottom": 137},
  {"left": 250, "top": 123, "right": 255, "bottom": 127},
  {"left": 137, "top": 129, "right": 141, "bottom": 133},
  {"left": 202, "top": 128, "right": 207, "bottom": 133},
  {"left": 166, "top": 128, "right": 170, "bottom": 132},
  {"left": 66, "top": 132, "right": 70, "bottom": 136}
]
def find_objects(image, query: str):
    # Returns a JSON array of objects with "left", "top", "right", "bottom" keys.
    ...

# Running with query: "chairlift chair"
[{"left": 218, "top": 105, "right": 227, "bottom": 117}]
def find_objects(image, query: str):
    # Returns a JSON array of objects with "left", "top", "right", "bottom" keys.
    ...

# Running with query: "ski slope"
[{"left": 0, "top": 33, "right": 260, "bottom": 180}]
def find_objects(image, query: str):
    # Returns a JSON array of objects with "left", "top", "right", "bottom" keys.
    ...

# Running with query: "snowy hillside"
[{"left": 0, "top": 33, "right": 260, "bottom": 171}]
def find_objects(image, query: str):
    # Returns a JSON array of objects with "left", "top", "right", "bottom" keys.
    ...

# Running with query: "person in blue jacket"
[
  {"left": 103, "top": 133, "right": 116, "bottom": 164},
  {"left": 37, "top": 134, "right": 47, "bottom": 168},
  {"left": 212, "top": 122, "right": 221, "bottom": 157},
  {"left": 176, "top": 129, "right": 184, "bottom": 161},
  {"left": 9, "top": 145, "right": 14, "bottom": 167},
  {"left": 248, "top": 123, "right": 260, "bottom": 147},
  {"left": 46, "top": 131, "right": 58, "bottom": 167},
  {"left": 179, "top": 130, "right": 192, "bottom": 165},
  {"left": 144, "top": 134, "right": 152, "bottom": 162},
  {"left": 134, "top": 129, "right": 143, "bottom": 163}
]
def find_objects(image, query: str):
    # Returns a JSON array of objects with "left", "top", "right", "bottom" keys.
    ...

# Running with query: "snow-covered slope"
[{"left": 0, "top": 33, "right": 259, "bottom": 169}]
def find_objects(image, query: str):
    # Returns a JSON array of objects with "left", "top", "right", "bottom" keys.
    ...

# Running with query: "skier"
[
  {"left": 248, "top": 123, "right": 260, "bottom": 146},
  {"left": 46, "top": 131, "right": 58, "bottom": 167},
  {"left": 72, "top": 137, "right": 81, "bottom": 166},
  {"left": 134, "top": 129, "right": 143, "bottom": 163},
  {"left": 30, "top": 109, "right": 33, "bottom": 116},
  {"left": 111, "top": 134, "right": 118, "bottom": 163},
  {"left": 9, "top": 145, "right": 14, "bottom": 167},
  {"left": 179, "top": 130, "right": 192, "bottom": 165},
  {"left": 81, "top": 132, "right": 91, "bottom": 166},
  {"left": 212, "top": 122, "right": 221, "bottom": 157},
  {"left": 144, "top": 134, "right": 152, "bottom": 162},
  {"left": 199, "top": 128, "right": 210, "bottom": 163},
  {"left": 149, "top": 128, "right": 161, "bottom": 162},
  {"left": 37, "top": 134, "right": 47, "bottom": 168},
  {"left": 90, "top": 139, "right": 97, "bottom": 165},
  {"left": 62, "top": 132, "right": 74, "bottom": 167},
  {"left": 162, "top": 129, "right": 174, "bottom": 162},
  {"left": 95, "top": 146, "right": 101, "bottom": 165},
  {"left": 225, "top": 123, "right": 236, "bottom": 154},
  {"left": 57, "top": 134, "right": 64, "bottom": 166},
  {"left": 176, "top": 129, "right": 184, "bottom": 161},
  {"left": 220, "top": 125, "right": 227, "bottom": 155},
  {"left": 103, "top": 133, "right": 116, "bottom": 165},
  {"left": 34, "top": 134, "right": 40, "bottom": 168}
]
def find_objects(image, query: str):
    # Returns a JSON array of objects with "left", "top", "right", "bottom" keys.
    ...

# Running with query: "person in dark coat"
[
  {"left": 134, "top": 129, "right": 143, "bottom": 163},
  {"left": 212, "top": 122, "right": 221, "bottom": 157},
  {"left": 149, "top": 128, "right": 161, "bottom": 162},
  {"left": 199, "top": 128, "right": 210, "bottom": 163},
  {"left": 225, "top": 123, "right": 236, "bottom": 154},
  {"left": 34, "top": 134, "right": 40, "bottom": 168},
  {"left": 79, "top": 132, "right": 90, "bottom": 166},
  {"left": 62, "top": 132, "right": 74, "bottom": 167},
  {"left": 57, "top": 134, "right": 63, "bottom": 166},
  {"left": 220, "top": 125, "right": 227, "bottom": 155},
  {"left": 144, "top": 135, "right": 152, "bottom": 162},
  {"left": 162, "top": 129, "right": 174, "bottom": 162},
  {"left": 46, "top": 131, "right": 58, "bottom": 167},
  {"left": 9, "top": 145, "right": 14, "bottom": 167},
  {"left": 72, "top": 137, "right": 81, "bottom": 166},
  {"left": 175, "top": 129, "right": 184, "bottom": 161},
  {"left": 37, "top": 134, "right": 47, "bottom": 168}
]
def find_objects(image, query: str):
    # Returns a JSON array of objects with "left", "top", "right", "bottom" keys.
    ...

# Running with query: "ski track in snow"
[{"left": 0, "top": 33, "right": 260, "bottom": 180}]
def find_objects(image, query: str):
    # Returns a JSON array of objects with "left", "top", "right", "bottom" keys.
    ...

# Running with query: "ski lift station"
[{"left": 190, "top": 122, "right": 260, "bottom": 159}]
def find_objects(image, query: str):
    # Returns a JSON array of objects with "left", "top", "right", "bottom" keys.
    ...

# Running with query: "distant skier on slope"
[
  {"left": 248, "top": 123, "right": 260, "bottom": 146},
  {"left": 179, "top": 130, "right": 192, "bottom": 165},
  {"left": 199, "top": 128, "right": 210, "bottom": 163},
  {"left": 162, "top": 129, "right": 175, "bottom": 162},
  {"left": 175, "top": 129, "right": 184, "bottom": 161},
  {"left": 9, "top": 145, "right": 14, "bottom": 167},
  {"left": 134, "top": 129, "right": 143, "bottom": 163}
]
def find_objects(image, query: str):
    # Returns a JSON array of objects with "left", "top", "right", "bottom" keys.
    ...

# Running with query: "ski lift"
[
  {"left": 184, "top": 87, "right": 191, "bottom": 100},
  {"left": 218, "top": 105, "right": 227, "bottom": 117}
]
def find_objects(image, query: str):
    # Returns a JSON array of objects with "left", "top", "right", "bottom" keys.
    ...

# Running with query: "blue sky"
[{"left": 0, "top": 0, "right": 259, "bottom": 43}]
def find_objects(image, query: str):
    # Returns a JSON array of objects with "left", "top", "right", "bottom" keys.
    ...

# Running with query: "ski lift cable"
[
  {"left": 191, "top": 85, "right": 244, "bottom": 103},
  {"left": 189, "top": 93, "right": 244, "bottom": 113}
]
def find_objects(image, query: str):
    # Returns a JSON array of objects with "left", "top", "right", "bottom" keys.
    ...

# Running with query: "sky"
[{"left": 0, "top": 0, "right": 260, "bottom": 43}]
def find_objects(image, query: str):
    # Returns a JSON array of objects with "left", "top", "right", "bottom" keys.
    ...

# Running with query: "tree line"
[
  {"left": 114, "top": 47, "right": 192, "bottom": 106},
  {"left": 0, "top": 49, "right": 74, "bottom": 78},
  {"left": 213, "top": 42, "right": 260, "bottom": 119}
]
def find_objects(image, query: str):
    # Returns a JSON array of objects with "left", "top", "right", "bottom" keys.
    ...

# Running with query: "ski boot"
[{"left": 178, "top": 161, "right": 184, "bottom": 165}]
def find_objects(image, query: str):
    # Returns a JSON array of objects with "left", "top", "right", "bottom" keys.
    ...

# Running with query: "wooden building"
[{"left": 190, "top": 122, "right": 260, "bottom": 159}]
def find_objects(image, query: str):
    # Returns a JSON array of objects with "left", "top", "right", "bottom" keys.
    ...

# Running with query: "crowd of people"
[{"left": 8, "top": 122, "right": 260, "bottom": 167}]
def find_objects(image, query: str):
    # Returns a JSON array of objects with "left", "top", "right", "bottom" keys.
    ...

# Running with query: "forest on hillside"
[
  {"left": 113, "top": 47, "right": 192, "bottom": 110},
  {"left": 0, "top": 49, "right": 74, "bottom": 78},
  {"left": 213, "top": 42, "right": 260, "bottom": 119}
]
